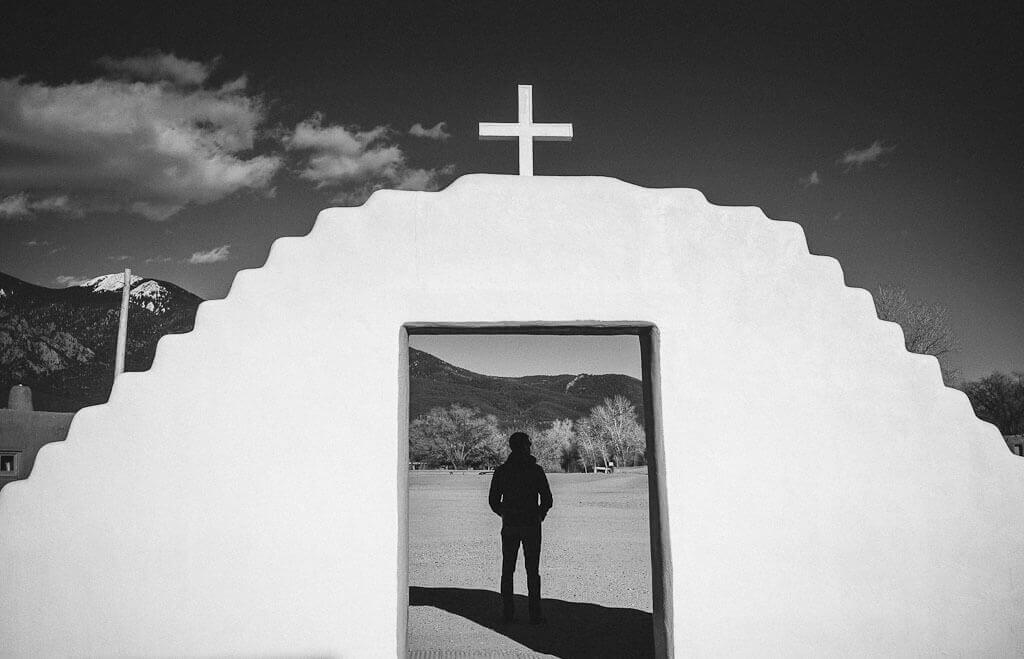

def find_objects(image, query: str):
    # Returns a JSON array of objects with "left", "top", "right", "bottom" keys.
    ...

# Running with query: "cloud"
[
  {"left": 798, "top": 170, "right": 821, "bottom": 187},
  {"left": 395, "top": 164, "right": 455, "bottom": 191},
  {"left": 187, "top": 244, "right": 230, "bottom": 264},
  {"left": 838, "top": 140, "right": 894, "bottom": 169},
  {"left": 54, "top": 275, "right": 91, "bottom": 287},
  {"left": 285, "top": 113, "right": 451, "bottom": 204},
  {"left": 97, "top": 51, "right": 216, "bottom": 87},
  {"left": 285, "top": 115, "right": 400, "bottom": 185},
  {"left": 326, "top": 164, "right": 456, "bottom": 205},
  {"left": 33, "top": 195, "right": 85, "bottom": 217},
  {"left": 0, "top": 58, "right": 282, "bottom": 221},
  {"left": 129, "top": 201, "right": 184, "bottom": 222},
  {"left": 1, "top": 193, "right": 85, "bottom": 219},
  {"left": 409, "top": 121, "right": 451, "bottom": 140},
  {"left": 145, "top": 255, "right": 174, "bottom": 263},
  {"left": 0, "top": 193, "right": 30, "bottom": 218},
  {"left": 21, "top": 239, "right": 51, "bottom": 247},
  {"left": 107, "top": 255, "right": 131, "bottom": 261}
]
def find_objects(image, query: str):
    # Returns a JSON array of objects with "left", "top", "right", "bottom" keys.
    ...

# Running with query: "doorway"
[{"left": 398, "top": 323, "right": 672, "bottom": 657}]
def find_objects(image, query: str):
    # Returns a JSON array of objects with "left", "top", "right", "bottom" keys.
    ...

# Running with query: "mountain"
[
  {"left": 1, "top": 269, "right": 642, "bottom": 422},
  {"left": 409, "top": 347, "right": 644, "bottom": 430},
  {"left": 0, "top": 271, "right": 203, "bottom": 411},
  {"left": 74, "top": 273, "right": 199, "bottom": 314}
]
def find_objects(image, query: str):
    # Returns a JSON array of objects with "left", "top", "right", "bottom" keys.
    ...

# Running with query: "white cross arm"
[
  {"left": 478, "top": 123, "right": 520, "bottom": 140},
  {"left": 531, "top": 123, "right": 573, "bottom": 141},
  {"left": 478, "top": 122, "right": 573, "bottom": 141}
]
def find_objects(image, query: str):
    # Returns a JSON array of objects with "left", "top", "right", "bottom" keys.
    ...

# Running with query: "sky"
[
  {"left": 0, "top": 2, "right": 1021, "bottom": 381},
  {"left": 410, "top": 335, "right": 643, "bottom": 379}
]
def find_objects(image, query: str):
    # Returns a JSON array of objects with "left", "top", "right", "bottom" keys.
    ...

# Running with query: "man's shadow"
[{"left": 409, "top": 586, "right": 654, "bottom": 658}]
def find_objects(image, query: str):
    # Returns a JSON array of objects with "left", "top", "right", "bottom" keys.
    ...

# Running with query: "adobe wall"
[{"left": 1, "top": 175, "right": 1022, "bottom": 657}]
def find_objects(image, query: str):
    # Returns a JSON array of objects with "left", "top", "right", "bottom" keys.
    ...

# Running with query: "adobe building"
[
  {"left": 1, "top": 175, "right": 1023, "bottom": 657},
  {"left": 0, "top": 386, "right": 74, "bottom": 493}
]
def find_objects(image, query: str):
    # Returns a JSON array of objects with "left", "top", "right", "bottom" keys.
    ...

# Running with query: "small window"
[{"left": 0, "top": 453, "right": 17, "bottom": 474}]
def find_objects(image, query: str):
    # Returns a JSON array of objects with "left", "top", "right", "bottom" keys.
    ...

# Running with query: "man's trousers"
[{"left": 500, "top": 524, "right": 542, "bottom": 619}]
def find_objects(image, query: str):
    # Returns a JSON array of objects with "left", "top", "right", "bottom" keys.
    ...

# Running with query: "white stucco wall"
[{"left": 1, "top": 175, "right": 1022, "bottom": 657}]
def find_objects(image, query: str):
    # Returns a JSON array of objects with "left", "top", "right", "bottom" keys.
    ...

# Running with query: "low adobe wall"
[{"left": 0, "top": 409, "right": 74, "bottom": 492}]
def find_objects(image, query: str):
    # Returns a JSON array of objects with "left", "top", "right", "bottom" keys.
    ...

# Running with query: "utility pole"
[{"left": 114, "top": 268, "right": 131, "bottom": 379}]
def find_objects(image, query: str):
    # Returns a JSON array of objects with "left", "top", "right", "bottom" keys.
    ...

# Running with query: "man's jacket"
[{"left": 488, "top": 451, "right": 553, "bottom": 527}]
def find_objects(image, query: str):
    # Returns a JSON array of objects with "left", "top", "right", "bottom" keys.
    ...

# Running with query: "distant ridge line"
[{"left": 408, "top": 347, "right": 644, "bottom": 429}]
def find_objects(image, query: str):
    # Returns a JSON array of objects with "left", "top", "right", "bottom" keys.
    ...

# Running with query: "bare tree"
[
  {"left": 962, "top": 372, "right": 1024, "bottom": 436},
  {"left": 535, "top": 419, "right": 574, "bottom": 472},
  {"left": 873, "top": 284, "right": 958, "bottom": 385},
  {"left": 409, "top": 404, "right": 505, "bottom": 469},
  {"left": 558, "top": 441, "right": 583, "bottom": 473},
  {"left": 573, "top": 417, "right": 607, "bottom": 473},
  {"left": 587, "top": 395, "right": 646, "bottom": 467}
]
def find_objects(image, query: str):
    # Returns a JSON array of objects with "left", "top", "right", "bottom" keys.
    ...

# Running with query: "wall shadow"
[{"left": 409, "top": 586, "right": 654, "bottom": 658}]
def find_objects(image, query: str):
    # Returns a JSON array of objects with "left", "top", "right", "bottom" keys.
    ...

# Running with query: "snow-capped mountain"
[
  {"left": 74, "top": 273, "right": 183, "bottom": 313},
  {"left": 1, "top": 270, "right": 203, "bottom": 411},
  {"left": 77, "top": 272, "right": 143, "bottom": 293}
]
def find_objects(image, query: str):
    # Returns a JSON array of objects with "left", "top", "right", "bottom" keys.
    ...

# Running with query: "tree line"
[
  {"left": 874, "top": 285, "right": 1023, "bottom": 439},
  {"left": 409, "top": 395, "right": 646, "bottom": 472},
  {"left": 962, "top": 372, "right": 1024, "bottom": 437}
]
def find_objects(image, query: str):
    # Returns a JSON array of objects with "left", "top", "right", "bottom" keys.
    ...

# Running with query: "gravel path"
[{"left": 408, "top": 471, "right": 654, "bottom": 658}]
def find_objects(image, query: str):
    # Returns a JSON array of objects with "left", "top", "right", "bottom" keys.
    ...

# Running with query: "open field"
[{"left": 408, "top": 470, "right": 654, "bottom": 658}]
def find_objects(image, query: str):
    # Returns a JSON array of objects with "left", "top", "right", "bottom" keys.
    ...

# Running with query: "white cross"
[{"left": 479, "top": 85, "right": 572, "bottom": 176}]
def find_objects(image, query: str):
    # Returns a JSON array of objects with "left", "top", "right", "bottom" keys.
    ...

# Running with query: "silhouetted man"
[{"left": 488, "top": 431, "right": 553, "bottom": 624}]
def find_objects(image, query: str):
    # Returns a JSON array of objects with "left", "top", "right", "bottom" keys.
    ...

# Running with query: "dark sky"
[{"left": 1, "top": 1, "right": 1021, "bottom": 381}]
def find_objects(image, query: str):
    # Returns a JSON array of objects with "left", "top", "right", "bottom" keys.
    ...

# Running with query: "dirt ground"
[{"left": 407, "top": 470, "right": 654, "bottom": 658}]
